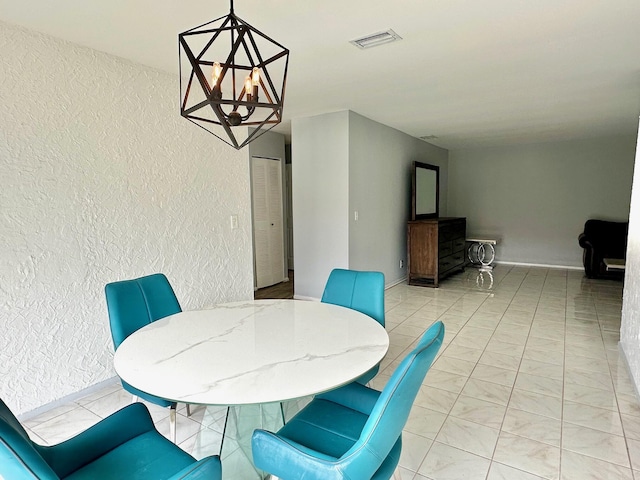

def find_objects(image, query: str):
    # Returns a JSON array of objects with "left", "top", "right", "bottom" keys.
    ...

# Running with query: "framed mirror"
[{"left": 411, "top": 161, "right": 439, "bottom": 220}]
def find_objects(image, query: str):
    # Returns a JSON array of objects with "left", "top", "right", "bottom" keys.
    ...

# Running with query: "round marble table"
[{"left": 113, "top": 299, "right": 389, "bottom": 406}]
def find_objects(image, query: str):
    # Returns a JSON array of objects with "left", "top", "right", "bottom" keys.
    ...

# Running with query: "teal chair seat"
[
  {"left": 252, "top": 321, "right": 445, "bottom": 480},
  {"left": 321, "top": 269, "right": 385, "bottom": 385},
  {"left": 0, "top": 400, "right": 221, "bottom": 480}
]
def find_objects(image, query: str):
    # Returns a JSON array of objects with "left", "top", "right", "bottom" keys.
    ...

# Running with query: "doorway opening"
[{"left": 251, "top": 150, "right": 294, "bottom": 298}]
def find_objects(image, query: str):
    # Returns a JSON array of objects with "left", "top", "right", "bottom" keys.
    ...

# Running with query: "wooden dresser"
[{"left": 407, "top": 217, "right": 466, "bottom": 287}]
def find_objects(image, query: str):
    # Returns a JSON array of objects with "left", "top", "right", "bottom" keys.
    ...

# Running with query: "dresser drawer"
[
  {"left": 439, "top": 241, "right": 453, "bottom": 257},
  {"left": 439, "top": 251, "right": 465, "bottom": 273},
  {"left": 439, "top": 226, "right": 456, "bottom": 242},
  {"left": 439, "top": 220, "right": 465, "bottom": 242},
  {"left": 452, "top": 237, "right": 466, "bottom": 252}
]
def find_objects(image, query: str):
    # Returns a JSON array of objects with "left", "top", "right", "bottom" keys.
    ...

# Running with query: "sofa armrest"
[{"left": 578, "top": 233, "right": 593, "bottom": 249}]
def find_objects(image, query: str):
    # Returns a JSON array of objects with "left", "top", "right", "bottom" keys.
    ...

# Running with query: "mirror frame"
[{"left": 411, "top": 161, "right": 440, "bottom": 220}]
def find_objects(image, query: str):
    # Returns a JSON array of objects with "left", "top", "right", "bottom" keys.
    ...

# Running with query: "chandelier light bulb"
[
  {"left": 251, "top": 67, "right": 260, "bottom": 100},
  {"left": 251, "top": 67, "right": 260, "bottom": 86},
  {"left": 245, "top": 76, "right": 253, "bottom": 100},
  {"left": 211, "top": 62, "right": 222, "bottom": 88}
]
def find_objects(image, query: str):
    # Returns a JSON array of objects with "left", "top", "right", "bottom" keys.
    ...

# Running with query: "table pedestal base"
[{"left": 220, "top": 399, "right": 310, "bottom": 480}]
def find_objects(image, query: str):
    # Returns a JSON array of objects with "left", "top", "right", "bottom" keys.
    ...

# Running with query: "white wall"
[
  {"left": 448, "top": 135, "right": 636, "bottom": 266},
  {"left": 248, "top": 129, "right": 286, "bottom": 160},
  {"left": 621, "top": 121, "right": 640, "bottom": 390},
  {"left": 348, "top": 112, "right": 448, "bottom": 285},
  {"left": 292, "top": 112, "right": 350, "bottom": 298},
  {"left": 0, "top": 22, "right": 254, "bottom": 414},
  {"left": 292, "top": 110, "right": 448, "bottom": 298}
]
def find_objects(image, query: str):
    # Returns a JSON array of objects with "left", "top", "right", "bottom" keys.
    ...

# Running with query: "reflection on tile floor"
[{"left": 23, "top": 266, "right": 640, "bottom": 480}]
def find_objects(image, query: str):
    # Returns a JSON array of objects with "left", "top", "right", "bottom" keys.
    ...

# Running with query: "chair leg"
[
  {"left": 132, "top": 395, "right": 139, "bottom": 403},
  {"left": 186, "top": 404, "right": 192, "bottom": 417},
  {"left": 170, "top": 404, "right": 177, "bottom": 443}
]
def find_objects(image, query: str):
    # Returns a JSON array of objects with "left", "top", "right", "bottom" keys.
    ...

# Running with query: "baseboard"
[
  {"left": 495, "top": 261, "right": 583, "bottom": 271},
  {"left": 18, "top": 377, "right": 120, "bottom": 421},
  {"left": 385, "top": 276, "right": 408, "bottom": 289},
  {"left": 293, "top": 294, "right": 319, "bottom": 301}
]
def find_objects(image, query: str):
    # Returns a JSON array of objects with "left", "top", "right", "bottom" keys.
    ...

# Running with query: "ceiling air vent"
[
  {"left": 420, "top": 135, "right": 439, "bottom": 141},
  {"left": 350, "top": 29, "right": 402, "bottom": 49}
]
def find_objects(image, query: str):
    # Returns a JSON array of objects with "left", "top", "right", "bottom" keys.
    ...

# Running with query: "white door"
[{"left": 252, "top": 157, "right": 285, "bottom": 289}]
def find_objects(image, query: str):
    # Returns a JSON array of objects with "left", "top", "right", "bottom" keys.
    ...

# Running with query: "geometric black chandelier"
[{"left": 179, "top": 0, "right": 289, "bottom": 149}]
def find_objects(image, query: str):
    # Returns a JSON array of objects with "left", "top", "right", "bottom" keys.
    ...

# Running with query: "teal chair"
[
  {"left": 105, "top": 273, "right": 187, "bottom": 443},
  {"left": 0, "top": 400, "right": 221, "bottom": 480},
  {"left": 251, "top": 321, "right": 445, "bottom": 480},
  {"left": 321, "top": 268, "right": 385, "bottom": 384}
]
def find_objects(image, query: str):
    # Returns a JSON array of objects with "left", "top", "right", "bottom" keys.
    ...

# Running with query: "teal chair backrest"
[
  {"left": 339, "top": 321, "right": 444, "bottom": 476},
  {"left": 105, "top": 273, "right": 182, "bottom": 407},
  {"left": 0, "top": 399, "right": 58, "bottom": 479},
  {"left": 321, "top": 269, "right": 385, "bottom": 326},
  {"left": 105, "top": 273, "right": 182, "bottom": 348}
]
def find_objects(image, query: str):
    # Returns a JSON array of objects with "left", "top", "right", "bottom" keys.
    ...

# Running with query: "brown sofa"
[{"left": 578, "top": 219, "right": 628, "bottom": 279}]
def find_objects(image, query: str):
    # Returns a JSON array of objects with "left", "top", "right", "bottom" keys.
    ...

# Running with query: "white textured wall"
[
  {"left": 621, "top": 121, "right": 640, "bottom": 388},
  {"left": 448, "top": 135, "right": 636, "bottom": 266},
  {"left": 0, "top": 22, "right": 254, "bottom": 414}
]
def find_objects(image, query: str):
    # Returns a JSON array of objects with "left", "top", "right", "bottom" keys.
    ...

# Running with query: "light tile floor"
[{"left": 22, "top": 265, "right": 639, "bottom": 480}]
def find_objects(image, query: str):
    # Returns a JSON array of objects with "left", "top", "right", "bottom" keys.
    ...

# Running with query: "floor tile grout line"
[
  {"left": 484, "top": 266, "right": 550, "bottom": 480},
  {"left": 480, "top": 267, "right": 534, "bottom": 480},
  {"left": 558, "top": 268, "right": 568, "bottom": 480},
  {"left": 412, "top": 265, "right": 546, "bottom": 479},
  {"left": 600, "top": 280, "right": 636, "bottom": 474},
  {"left": 562, "top": 274, "right": 635, "bottom": 476},
  {"left": 411, "top": 266, "right": 517, "bottom": 478}
]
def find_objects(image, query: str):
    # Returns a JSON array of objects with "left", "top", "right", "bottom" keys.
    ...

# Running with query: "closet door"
[{"left": 252, "top": 157, "right": 285, "bottom": 289}]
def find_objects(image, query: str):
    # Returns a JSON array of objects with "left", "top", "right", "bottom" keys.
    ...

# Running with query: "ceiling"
[{"left": 1, "top": 0, "right": 639, "bottom": 149}]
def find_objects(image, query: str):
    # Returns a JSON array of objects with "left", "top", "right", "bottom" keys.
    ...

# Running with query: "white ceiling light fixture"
[{"left": 350, "top": 29, "right": 402, "bottom": 49}]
